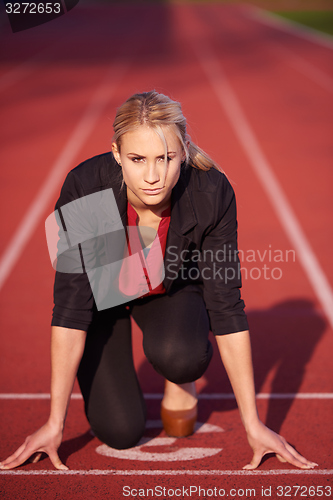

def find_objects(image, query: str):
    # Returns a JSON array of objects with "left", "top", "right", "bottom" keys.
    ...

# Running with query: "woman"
[{"left": 0, "top": 91, "right": 317, "bottom": 471}]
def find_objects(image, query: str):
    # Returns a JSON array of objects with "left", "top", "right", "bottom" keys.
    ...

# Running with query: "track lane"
[{"left": 193, "top": 3, "right": 333, "bottom": 285}]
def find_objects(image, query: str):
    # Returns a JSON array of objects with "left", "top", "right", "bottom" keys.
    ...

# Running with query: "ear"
[{"left": 112, "top": 142, "right": 121, "bottom": 165}]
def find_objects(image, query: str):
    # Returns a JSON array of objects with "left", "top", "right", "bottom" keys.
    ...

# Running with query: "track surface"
[{"left": 0, "top": 3, "right": 332, "bottom": 499}]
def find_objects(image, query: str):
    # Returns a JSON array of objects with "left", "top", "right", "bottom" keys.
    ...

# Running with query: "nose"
[{"left": 144, "top": 162, "right": 160, "bottom": 185}]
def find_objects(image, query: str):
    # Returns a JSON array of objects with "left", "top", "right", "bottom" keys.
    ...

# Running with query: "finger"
[
  {"left": 243, "top": 450, "right": 264, "bottom": 470},
  {"left": 48, "top": 450, "right": 68, "bottom": 471},
  {"left": 0, "top": 442, "right": 27, "bottom": 467},
  {"left": 0, "top": 447, "right": 37, "bottom": 470},
  {"left": 276, "top": 454, "right": 287, "bottom": 463},
  {"left": 283, "top": 442, "right": 318, "bottom": 468},
  {"left": 275, "top": 444, "right": 316, "bottom": 469}
]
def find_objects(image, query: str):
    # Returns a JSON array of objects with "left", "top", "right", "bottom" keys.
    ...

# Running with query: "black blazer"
[{"left": 52, "top": 152, "right": 248, "bottom": 335}]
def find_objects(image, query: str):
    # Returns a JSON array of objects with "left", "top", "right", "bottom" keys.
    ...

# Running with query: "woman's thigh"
[
  {"left": 131, "top": 286, "right": 213, "bottom": 384},
  {"left": 77, "top": 304, "right": 146, "bottom": 449}
]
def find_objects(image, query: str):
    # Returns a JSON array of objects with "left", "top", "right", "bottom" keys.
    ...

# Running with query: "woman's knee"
[
  {"left": 144, "top": 338, "right": 213, "bottom": 384},
  {"left": 88, "top": 411, "right": 146, "bottom": 450}
]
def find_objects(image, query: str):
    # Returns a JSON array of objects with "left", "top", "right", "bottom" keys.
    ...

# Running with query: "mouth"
[{"left": 141, "top": 187, "right": 164, "bottom": 195}]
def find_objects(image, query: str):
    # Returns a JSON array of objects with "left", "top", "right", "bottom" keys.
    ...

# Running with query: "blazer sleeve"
[
  {"left": 51, "top": 170, "right": 95, "bottom": 331},
  {"left": 198, "top": 175, "right": 248, "bottom": 335}
]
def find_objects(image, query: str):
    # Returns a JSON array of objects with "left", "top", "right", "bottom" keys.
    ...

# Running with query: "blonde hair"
[{"left": 113, "top": 90, "right": 220, "bottom": 172}]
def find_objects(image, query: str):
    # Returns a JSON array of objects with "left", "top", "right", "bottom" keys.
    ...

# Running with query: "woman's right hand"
[{"left": 0, "top": 421, "right": 67, "bottom": 470}]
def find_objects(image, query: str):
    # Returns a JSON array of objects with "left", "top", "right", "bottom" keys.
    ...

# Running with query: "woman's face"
[{"left": 112, "top": 125, "right": 184, "bottom": 212}]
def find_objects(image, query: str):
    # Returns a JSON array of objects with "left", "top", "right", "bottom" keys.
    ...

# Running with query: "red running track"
[{"left": 0, "top": 3, "right": 332, "bottom": 499}]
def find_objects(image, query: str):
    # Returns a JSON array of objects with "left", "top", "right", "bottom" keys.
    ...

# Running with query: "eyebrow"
[{"left": 127, "top": 152, "right": 177, "bottom": 157}]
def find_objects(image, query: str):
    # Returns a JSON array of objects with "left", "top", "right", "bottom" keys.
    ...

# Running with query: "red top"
[{"left": 119, "top": 202, "right": 171, "bottom": 298}]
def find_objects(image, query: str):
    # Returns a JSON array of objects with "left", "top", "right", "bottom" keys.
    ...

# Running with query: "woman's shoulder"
[
  {"left": 187, "top": 166, "right": 235, "bottom": 200},
  {"left": 56, "top": 152, "right": 119, "bottom": 207},
  {"left": 70, "top": 152, "right": 118, "bottom": 191},
  {"left": 183, "top": 166, "right": 237, "bottom": 226}
]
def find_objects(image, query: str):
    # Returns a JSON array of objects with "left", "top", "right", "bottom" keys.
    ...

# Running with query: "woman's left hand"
[{"left": 243, "top": 420, "right": 318, "bottom": 470}]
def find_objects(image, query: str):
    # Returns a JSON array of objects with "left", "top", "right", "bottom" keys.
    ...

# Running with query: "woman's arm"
[
  {"left": 0, "top": 326, "right": 86, "bottom": 470},
  {"left": 216, "top": 331, "right": 318, "bottom": 470},
  {"left": 49, "top": 326, "right": 86, "bottom": 429}
]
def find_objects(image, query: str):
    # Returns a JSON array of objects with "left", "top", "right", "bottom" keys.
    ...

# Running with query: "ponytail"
[{"left": 187, "top": 140, "right": 221, "bottom": 172}]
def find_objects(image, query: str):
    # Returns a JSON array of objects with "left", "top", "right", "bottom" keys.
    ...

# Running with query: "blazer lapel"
[
  {"left": 163, "top": 166, "right": 197, "bottom": 291},
  {"left": 100, "top": 157, "right": 197, "bottom": 293},
  {"left": 101, "top": 155, "right": 128, "bottom": 226}
]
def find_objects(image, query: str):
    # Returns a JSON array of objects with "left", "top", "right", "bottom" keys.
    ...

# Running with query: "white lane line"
[
  {"left": 0, "top": 60, "right": 40, "bottom": 93},
  {"left": 0, "top": 393, "right": 332, "bottom": 400},
  {"left": 0, "top": 60, "right": 128, "bottom": 292},
  {"left": 241, "top": 9, "right": 333, "bottom": 94},
  {"left": 193, "top": 41, "right": 333, "bottom": 331},
  {"left": 0, "top": 45, "right": 63, "bottom": 93},
  {"left": 274, "top": 45, "right": 333, "bottom": 93},
  {"left": 145, "top": 393, "right": 333, "bottom": 400},
  {"left": 0, "top": 469, "right": 332, "bottom": 476},
  {"left": 246, "top": 6, "right": 333, "bottom": 50}
]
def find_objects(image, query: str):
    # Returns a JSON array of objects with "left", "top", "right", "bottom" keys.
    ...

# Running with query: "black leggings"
[{"left": 77, "top": 286, "right": 213, "bottom": 449}]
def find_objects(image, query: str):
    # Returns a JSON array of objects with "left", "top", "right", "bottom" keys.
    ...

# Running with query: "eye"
[
  {"left": 157, "top": 156, "right": 172, "bottom": 163},
  {"left": 131, "top": 157, "right": 145, "bottom": 163}
]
